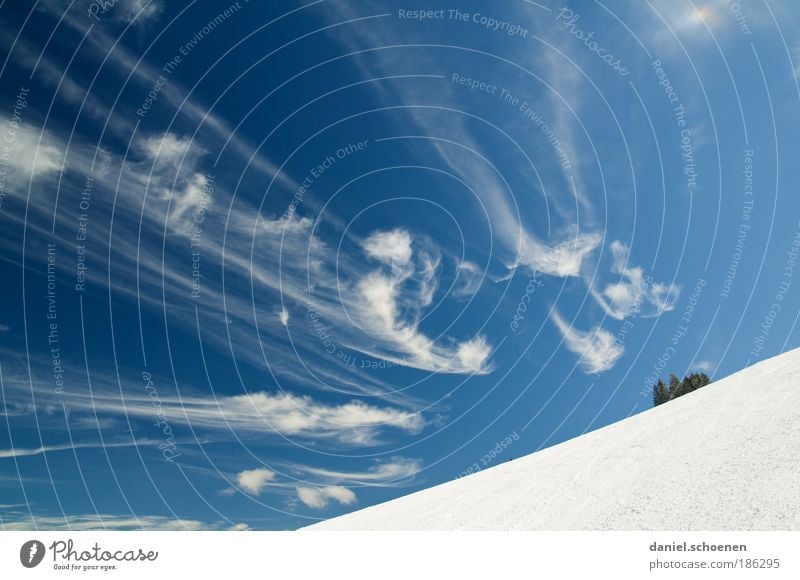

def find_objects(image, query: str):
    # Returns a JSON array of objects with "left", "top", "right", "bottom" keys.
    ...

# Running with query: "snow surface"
[{"left": 305, "top": 349, "right": 800, "bottom": 530}]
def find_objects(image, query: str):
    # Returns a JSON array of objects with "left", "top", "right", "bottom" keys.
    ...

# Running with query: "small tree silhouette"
[
  {"left": 653, "top": 372, "right": 711, "bottom": 406},
  {"left": 668, "top": 374, "right": 682, "bottom": 398},
  {"left": 653, "top": 380, "right": 670, "bottom": 406}
]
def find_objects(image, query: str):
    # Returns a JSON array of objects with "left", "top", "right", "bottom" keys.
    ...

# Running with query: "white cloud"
[
  {"left": 552, "top": 310, "right": 624, "bottom": 374},
  {"left": 520, "top": 232, "right": 601, "bottom": 278},
  {"left": 0, "top": 438, "right": 168, "bottom": 459},
  {"left": 358, "top": 273, "right": 399, "bottom": 329},
  {"left": 261, "top": 214, "right": 313, "bottom": 235},
  {"left": 0, "top": 514, "right": 237, "bottom": 531},
  {"left": 229, "top": 522, "right": 251, "bottom": 531},
  {"left": 83, "top": 389, "right": 424, "bottom": 446},
  {"left": 313, "top": 3, "right": 604, "bottom": 283},
  {"left": 117, "top": 0, "right": 163, "bottom": 25},
  {"left": 353, "top": 230, "right": 492, "bottom": 374},
  {"left": 7, "top": 112, "right": 494, "bottom": 394},
  {"left": 694, "top": 360, "right": 715, "bottom": 374},
  {"left": 591, "top": 241, "right": 680, "bottom": 320},
  {"left": 294, "top": 457, "right": 422, "bottom": 486},
  {"left": 457, "top": 336, "right": 492, "bottom": 372},
  {"left": 415, "top": 253, "right": 440, "bottom": 307},
  {"left": 423, "top": 128, "right": 600, "bottom": 281},
  {"left": 452, "top": 260, "right": 483, "bottom": 299},
  {"left": 141, "top": 132, "right": 195, "bottom": 164},
  {"left": 136, "top": 133, "right": 212, "bottom": 225},
  {"left": 279, "top": 308, "right": 290, "bottom": 326},
  {"left": 227, "top": 458, "right": 419, "bottom": 502},
  {"left": 320, "top": 485, "right": 357, "bottom": 505},
  {"left": 648, "top": 282, "right": 681, "bottom": 314},
  {"left": 169, "top": 172, "right": 211, "bottom": 222},
  {"left": 296, "top": 487, "right": 327, "bottom": 509},
  {"left": 355, "top": 292, "right": 492, "bottom": 374},
  {"left": 296, "top": 485, "right": 357, "bottom": 509},
  {"left": 25, "top": 2, "right": 298, "bottom": 194},
  {"left": 8, "top": 126, "right": 493, "bottom": 428},
  {"left": 7, "top": 126, "right": 63, "bottom": 178},
  {"left": 236, "top": 468, "right": 275, "bottom": 495},
  {"left": 362, "top": 228, "right": 413, "bottom": 269}
]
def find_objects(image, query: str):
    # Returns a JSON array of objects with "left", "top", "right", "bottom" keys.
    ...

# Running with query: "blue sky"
[{"left": 1, "top": 0, "right": 799, "bottom": 530}]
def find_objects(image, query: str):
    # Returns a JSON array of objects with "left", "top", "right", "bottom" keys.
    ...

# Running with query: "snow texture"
[{"left": 306, "top": 349, "right": 800, "bottom": 530}]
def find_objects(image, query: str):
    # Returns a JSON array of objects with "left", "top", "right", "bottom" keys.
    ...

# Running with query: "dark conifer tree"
[
  {"left": 652, "top": 372, "right": 712, "bottom": 407},
  {"left": 687, "top": 372, "right": 711, "bottom": 392},
  {"left": 668, "top": 374, "right": 682, "bottom": 399},
  {"left": 653, "top": 380, "right": 670, "bottom": 406}
]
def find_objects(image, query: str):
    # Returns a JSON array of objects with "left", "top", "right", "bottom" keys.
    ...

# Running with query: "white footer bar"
[{"left": 2, "top": 531, "right": 797, "bottom": 579}]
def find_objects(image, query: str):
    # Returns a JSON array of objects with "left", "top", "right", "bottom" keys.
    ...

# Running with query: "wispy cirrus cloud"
[
  {"left": 2, "top": 123, "right": 495, "bottom": 391},
  {"left": 3, "top": 125, "right": 63, "bottom": 179},
  {"left": 230, "top": 457, "right": 420, "bottom": 510},
  {"left": 352, "top": 228, "right": 493, "bottom": 374},
  {"left": 518, "top": 231, "right": 602, "bottom": 278},
  {"left": 6, "top": 0, "right": 298, "bottom": 190},
  {"left": 290, "top": 456, "right": 421, "bottom": 509},
  {"left": 115, "top": 0, "right": 164, "bottom": 26},
  {"left": 590, "top": 241, "right": 680, "bottom": 320},
  {"left": 79, "top": 388, "right": 425, "bottom": 446},
  {"left": 296, "top": 485, "right": 357, "bottom": 509},
  {"left": 315, "top": 1, "right": 603, "bottom": 282},
  {"left": 0, "top": 513, "right": 247, "bottom": 531},
  {"left": 452, "top": 260, "right": 484, "bottom": 299},
  {"left": 0, "top": 438, "right": 172, "bottom": 459},
  {"left": 0, "top": 354, "right": 425, "bottom": 449},
  {"left": 551, "top": 310, "right": 624, "bottom": 374},
  {"left": 292, "top": 457, "right": 422, "bottom": 487}
]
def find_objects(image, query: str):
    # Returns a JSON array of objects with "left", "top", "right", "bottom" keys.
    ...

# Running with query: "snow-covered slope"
[{"left": 305, "top": 349, "right": 800, "bottom": 530}]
